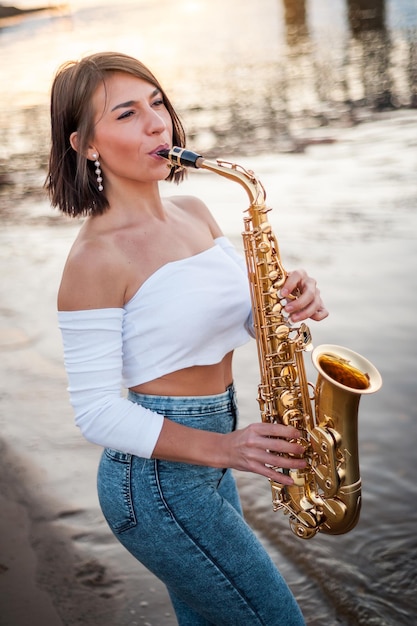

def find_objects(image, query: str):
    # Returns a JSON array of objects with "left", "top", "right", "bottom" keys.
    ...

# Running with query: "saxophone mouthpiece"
[{"left": 156, "top": 146, "right": 203, "bottom": 169}]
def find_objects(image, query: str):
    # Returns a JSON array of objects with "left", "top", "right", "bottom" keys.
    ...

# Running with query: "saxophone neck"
[
  {"left": 199, "top": 159, "right": 266, "bottom": 208},
  {"left": 157, "top": 146, "right": 265, "bottom": 207}
]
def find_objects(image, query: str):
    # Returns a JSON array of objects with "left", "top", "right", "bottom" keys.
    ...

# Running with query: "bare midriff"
[{"left": 129, "top": 351, "right": 234, "bottom": 397}]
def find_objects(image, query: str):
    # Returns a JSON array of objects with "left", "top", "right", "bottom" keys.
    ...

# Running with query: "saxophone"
[{"left": 158, "top": 147, "right": 383, "bottom": 539}]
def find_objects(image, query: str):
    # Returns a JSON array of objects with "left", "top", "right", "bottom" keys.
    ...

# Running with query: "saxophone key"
[
  {"left": 258, "top": 241, "right": 270, "bottom": 253},
  {"left": 260, "top": 221, "right": 272, "bottom": 234},
  {"left": 271, "top": 302, "right": 284, "bottom": 317},
  {"left": 310, "top": 426, "right": 342, "bottom": 497},
  {"left": 298, "top": 323, "right": 313, "bottom": 350},
  {"left": 290, "top": 514, "right": 320, "bottom": 540},
  {"left": 274, "top": 324, "right": 290, "bottom": 339},
  {"left": 279, "top": 389, "right": 297, "bottom": 409},
  {"left": 278, "top": 365, "right": 298, "bottom": 386}
]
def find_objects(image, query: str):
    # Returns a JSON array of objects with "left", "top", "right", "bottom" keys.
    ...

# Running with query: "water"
[
  {"left": 1, "top": 0, "right": 417, "bottom": 200},
  {"left": 0, "top": 2, "right": 416, "bottom": 625}
]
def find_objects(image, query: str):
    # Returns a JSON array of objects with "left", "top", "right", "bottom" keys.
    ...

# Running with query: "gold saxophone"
[{"left": 158, "top": 147, "right": 383, "bottom": 539}]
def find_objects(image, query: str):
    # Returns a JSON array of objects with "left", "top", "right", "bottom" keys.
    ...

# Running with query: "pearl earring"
[{"left": 92, "top": 153, "right": 103, "bottom": 192}]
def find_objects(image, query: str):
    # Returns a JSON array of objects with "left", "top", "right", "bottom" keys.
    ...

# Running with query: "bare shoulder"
[
  {"left": 168, "top": 194, "right": 223, "bottom": 238},
  {"left": 58, "top": 228, "right": 127, "bottom": 311}
]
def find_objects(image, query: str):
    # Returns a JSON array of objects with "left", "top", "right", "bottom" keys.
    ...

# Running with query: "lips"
[{"left": 150, "top": 143, "right": 169, "bottom": 157}]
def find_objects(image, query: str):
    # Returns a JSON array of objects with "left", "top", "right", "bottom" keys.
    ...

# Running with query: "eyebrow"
[{"left": 111, "top": 88, "right": 161, "bottom": 112}]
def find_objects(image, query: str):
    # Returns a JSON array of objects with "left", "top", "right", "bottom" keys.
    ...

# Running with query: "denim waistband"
[{"left": 127, "top": 382, "right": 237, "bottom": 418}]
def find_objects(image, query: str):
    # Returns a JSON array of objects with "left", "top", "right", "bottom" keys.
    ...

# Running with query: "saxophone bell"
[
  {"left": 311, "top": 344, "right": 382, "bottom": 395},
  {"left": 305, "top": 344, "right": 382, "bottom": 536}
]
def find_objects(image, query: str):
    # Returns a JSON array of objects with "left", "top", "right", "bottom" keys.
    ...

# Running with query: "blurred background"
[
  {"left": 0, "top": 2, "right": 416, "bottom": 626},
  {"left": 0, "top": 0, "right": 416, "bottom": 208}
]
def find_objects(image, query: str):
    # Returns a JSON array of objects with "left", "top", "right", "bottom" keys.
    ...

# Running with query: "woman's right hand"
[
  {"left": 223, "top": 422, "right": 306, "bottom": 484},
  {"left": 152, "top": 418, "right": 306, "bottom": 484}
]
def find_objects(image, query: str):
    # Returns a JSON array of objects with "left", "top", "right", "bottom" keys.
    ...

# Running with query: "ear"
[
  {"left": 69, "top": 132, "right": 97, "bottom": 161},
  {"left": 69, "top": 131, "right": 80, "bottom": 153}
]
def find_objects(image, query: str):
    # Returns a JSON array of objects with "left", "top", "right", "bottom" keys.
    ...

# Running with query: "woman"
[{"left": 47, "top": 52, "right": 328, "bottom": 625}]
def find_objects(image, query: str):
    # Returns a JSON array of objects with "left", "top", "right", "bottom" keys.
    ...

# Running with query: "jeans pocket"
[{"left": 97, "top": 448, "right": 137, "bottom": 534}]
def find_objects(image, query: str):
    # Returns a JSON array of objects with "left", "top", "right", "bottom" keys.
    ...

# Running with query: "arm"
[
  {"left": 152, "top": 419, "right": 306, "bottom": 484},
  {"left": 59, "top": 309, "right": 164, "bottom": 457},
  {"left": 57, "top": 237, "right": 167, "bottom": 457},
  {"left": 59, "top": 308, "right": 305, "bottom": 483}
]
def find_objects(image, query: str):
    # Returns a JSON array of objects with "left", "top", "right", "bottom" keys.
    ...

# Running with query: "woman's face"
[{"left": 89, "top": 71, "right": 173, "bottom": 186}]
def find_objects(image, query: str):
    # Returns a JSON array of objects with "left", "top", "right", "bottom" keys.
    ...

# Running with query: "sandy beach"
[
  {"left": 0, "top": 205, "right": 177, "bottom": 623},
  {"left": 1, "top": 109, "right": 417, "bottom": 625}
]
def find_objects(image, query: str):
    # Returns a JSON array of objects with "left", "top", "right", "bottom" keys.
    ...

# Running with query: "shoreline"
[
  {"left": 0, "top": 223, "right": 176, "bottom": 625},
  {"left": 0, "top": 440, "right": 64, "bottom": 626},
  {"left": 0, "top": 437, "right": 176, "bottom": 626}
]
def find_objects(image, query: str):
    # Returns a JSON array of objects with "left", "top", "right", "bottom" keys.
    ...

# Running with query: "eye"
[
  {"left": 152, "top": 98, "right": 165, "bottom": 108},
  {"left": 117, "top": 110, "right": 135, "bottom": 120}
]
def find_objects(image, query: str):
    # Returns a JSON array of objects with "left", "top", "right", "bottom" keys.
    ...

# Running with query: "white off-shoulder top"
[{"left": 58, "top": 236, "right": 253, "bottom": 458}]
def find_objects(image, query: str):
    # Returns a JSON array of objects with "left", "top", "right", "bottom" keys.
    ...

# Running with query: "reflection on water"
[
  {"left": 0, "top": 0, "right": 416, "bottom": 210},
  {"left": 0, "top": 3, "right": 416, "bottom": 626}
]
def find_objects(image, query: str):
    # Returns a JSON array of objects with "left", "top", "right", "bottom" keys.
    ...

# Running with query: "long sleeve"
[{"left": 58, "top": 308, "right": 164, "bottom": 457}]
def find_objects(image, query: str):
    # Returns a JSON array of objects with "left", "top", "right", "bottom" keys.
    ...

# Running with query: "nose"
[{"left": 145, "top": 106, "right": 167, "bottom": 135}]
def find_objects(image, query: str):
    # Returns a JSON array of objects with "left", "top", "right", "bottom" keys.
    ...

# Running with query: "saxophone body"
[{"left": 158, "top": 147, "right": 383, "bottom": 539}]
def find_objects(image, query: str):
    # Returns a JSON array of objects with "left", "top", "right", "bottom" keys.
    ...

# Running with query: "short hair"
[{"left": 45, "top": 52, "right": 186, "bottom": 217}]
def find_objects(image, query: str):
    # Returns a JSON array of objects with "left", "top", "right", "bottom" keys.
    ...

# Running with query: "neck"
[{"left": 105, "top": 179, "right": 167, "bottom": 221}]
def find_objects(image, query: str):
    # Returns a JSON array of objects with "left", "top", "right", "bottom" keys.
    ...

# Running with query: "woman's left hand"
[{"left": 280, "top": 269, "right": 329, "bottom": 322}]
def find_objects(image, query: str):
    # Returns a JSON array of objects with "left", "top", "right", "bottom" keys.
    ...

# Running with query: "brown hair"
[{"left": 45, "top": 52, "right": 186, "bottom": 217}]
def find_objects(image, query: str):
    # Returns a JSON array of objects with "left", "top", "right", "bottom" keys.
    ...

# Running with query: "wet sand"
[
  {"left": 0, "top": 110, "right": 416, "bottom": 625},
  {"left": 0, "top": 213, "right": 177, "bottom": 624}
]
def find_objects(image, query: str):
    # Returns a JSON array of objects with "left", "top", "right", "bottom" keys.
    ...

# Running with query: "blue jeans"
[{"left": 97, "top": 384, "right": 305, "bottom": 626}]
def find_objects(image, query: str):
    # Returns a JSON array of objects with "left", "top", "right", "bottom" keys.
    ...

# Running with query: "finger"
[
  {"left": 250, "top": 461, "right": 295, "bottom": 484},
  {"left": 280, "top": 269, "right": 307, "bottom": 297},
  {"left": 287, "top": 289, "right": 327, "bottom": 322},
  {"left": 284, "top": 284, "right": 316, "bottom": 314},
  {"left": 293, "top": 300, "right": 329, "bottom": 322},
  {"left": 290, "top": 302, "right": 320, "bottom": 322},
  {"left": 256, "top": 423, "right": 302, "bottom": 440},
  {"left": 310, "top": 305, "right": 329, "bottom": 321},
  {"left": 268, "top": 454, "right": 307, "bottom": 470},
  {"left": 285, "top": 276, "right": 316, "bottom": 305},
  {"left": 256, "top": 454, "right": 307, "bottom": 483},
  {"left": 262, "top": 467, "right": 295, "bottom": 484},
  {"left": 264, "top": 438, "right": 305, "bottom": 457},
  {"left": 256, "top": 445, "right": 307, "bottom": 470}
]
